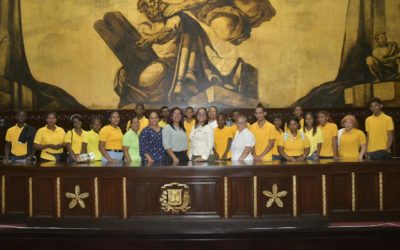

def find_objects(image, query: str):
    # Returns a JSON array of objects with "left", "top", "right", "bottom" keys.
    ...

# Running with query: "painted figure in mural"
[
  {"left": 96, "top": 0, "right": 274, "bottom": 107},
  {"left": 366, "top": 31, "right": 400, "bottom": 83}
]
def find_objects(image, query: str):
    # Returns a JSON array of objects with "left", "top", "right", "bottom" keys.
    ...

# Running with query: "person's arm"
[
  {"left": 238, "top": 146, "right": 252, "bottom": 161},
  {"left": 81, "top": 142, "right": 87, "bottom": 154},
  {"left": 359, "top": 144, "right": 367, "bottom": 160},
  {"left": 298, "top": 147, "right": 310, "bottom": 162},
  {"left": 255, "top": 139, "right": 275, "bottom": 160},
  {"left": 66, "top": 143, "right": 77, "bottom": 161},
  {"left": 162, "top": 126, "right": 179, "bottom": 162},
  {"left": 139, "top": 130, "right": 154, "bottom": 162},
  {"left": 99, "top": 141, "right": 114, "bottom": 162},
  {"left": 213, "top": 148, "right": 220, "bottom": 160},
  {"left": 278, "top": 146, "right": 295, "bottom": 162},
  {"left": 373, "top": 50, "right": 400, "bottom": 63},
  {"left": 221, "top": 138, "right": 233, "bottom": 160},
  {"left": 386, "top": 131, "right": 394, "bottom": 152},
  {"left": 137, "top": 16, "right": 181, "bottom": 46},
  {"left": 123, "top": 146, "right": 132, "bottom": 162},
  {"left": 316, "top": 143, "right": 322, "bottom": 159},
  {"left": 4, "top": 141, "right": 10, "bottom": 163},
  {"left": 332, "top": 136, "right": 339, "bottom": 159}
]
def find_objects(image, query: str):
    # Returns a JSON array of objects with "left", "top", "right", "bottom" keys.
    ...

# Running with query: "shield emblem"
[{"left": 167, "top": 189, "right": 182, "bottom": 206}]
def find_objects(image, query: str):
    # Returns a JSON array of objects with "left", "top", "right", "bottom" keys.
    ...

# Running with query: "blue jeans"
[
  {"left": 102, "top": 151, "right": 124, "bottom": 162},
  {"left": 307, "top": 152, "right": 318, "bottom": 161},
  {"left": 272, "top": 155, "right": 282, "bottom": 161}
]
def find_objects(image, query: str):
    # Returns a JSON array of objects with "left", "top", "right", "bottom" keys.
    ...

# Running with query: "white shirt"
[
  {"left": 209, "top": 120, "right": 218, "bottom": 129},
  {"left": 231, "top": 128, "right": 256, "bottom": 161},
  {"left": 189, "top": 124, "right": 214, "bottom": 160}
]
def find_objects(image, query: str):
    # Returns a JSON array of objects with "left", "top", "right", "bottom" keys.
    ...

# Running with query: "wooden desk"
[{"left": 1, "top": 160, "right": 400, "bottom": 222}]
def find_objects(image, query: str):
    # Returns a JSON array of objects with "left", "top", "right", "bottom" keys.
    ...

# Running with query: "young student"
[
  {"left": 99, "top": 111, "right": 124, "bottom": 162},
  {"left": 339, "top": 115, "right": 367, "bottom": 161},
  {"left": 139, "top": 111, "right": 166, "bottom": 163},
  {"left": 86, "top": 117, "right": 102, "bottom": 161},
  {"left": 4, "top": 111, "right": 32, "bottom": 162},
  {"left": 365, "top": 98, "right": 394, "bottom": 160},
  {"left": 184, "top": 107, "right": 196, "bottom": 135},
  {"left": 123, "top": 114, "right": 141, "bottom": 163},
  {"left": 271, "top": 116, "right": 284, "bottom": 161},
  {"left": 126, "top": 103, "right": 148, "bottom": 133},
  {"left": 208, "top": 106, "right": 218, "bottom": 129},
  {"left": 278, "top": 116, "right": 310, "bottom": 162},
  {"left": 214, "top": 114, "right": 234, "bottom": 161},
  {"left": 162, "top": 107, "right": 188, "bottom": 163},
  {"left": 189, "top": 108, "right": 214, "bottom": 162},
  {"left": 158, "top": 106, "right": 170, "bottom": 128},
  {"left": 285, "top": 105, "right": 304, "bottom": 131},
  {"left": 64, "top": 114, "right": 88, "bottom": 162},
  {"left": 303, "top": 112, "right": 324, "bottom": 160},
  {"left": 231, "top": 115, "right": 255, "bottom": 161},
  {"left": 317, "top": 111, "right": 338, "bottom": 159},
  {"left": 33, "top": 112, "right": 66, "bottom": 162},
  {"left": 249, "top": 104, "right": 276, "bottom": 161}
]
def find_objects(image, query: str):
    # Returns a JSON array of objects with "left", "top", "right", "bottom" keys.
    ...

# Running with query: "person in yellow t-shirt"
[
  {"left": 271, "top": 116, "right": 283, "bottom": 161},
  {"left": 33, "top": 112, "right": 66, "bottom": 162},
  {"left": 86, "top": 117, "right": 103, "bottom": 161},
  {"left": 214, "top": 114, "right": 234, "bottom": 160},
  {"left": 365, "top": 98, "right": 394, "bottom": 160},
  {"left": 64, "top": 114, "right": 88, "bottom": 162},
  {"left": 317, "top": 111, "right": 338, "bottom": 159},
  {"left": 278, "top": 117, "right": 310, "bottom": 162},
  {"left": 249, "top": 104, "right": 276, "bottom": 161},
  {"left": 99, "top": 111, "right": 124, "bottom": 162},
  {"left": 303, "top": 112, "right": 323, "bottom": 160},
  {"left": 339, "top": 115, "right": 366, "bottom": 161},
  {"left": 4, "top": 111, "right": 31, "bottom": 162},
  {"left": 126, "top": 103, "right": 149, "bottom": 133},
  {"left": 284, "top": 105, "right": 304, "bottom": 131},
  {"left": 158, "top": 106, "right": 169, "bottom": 128},
  {"left": 184, "top": 107, "right": 195, "bottom": 135}
]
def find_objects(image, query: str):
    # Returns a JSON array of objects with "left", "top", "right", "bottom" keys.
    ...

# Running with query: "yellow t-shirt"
[
  {"left": 86, "top": 130, "right": 102, "bottom": 161},
  {"left": 214, "top": 126, "right": 234, "bottom": 159},
  {"left": 284, "top": 118, "right": 305, "bottom": 131},
  {"left": 304, "top": 128, "right": 324, "bottom": 157},
  {"left": 99, "top": 125, "right": 123, "bottom": 150},
  {"left": 271, "top": 129, "right": 283, "bottom": 156},
  {"left": 318, "top": 122, "right": 338, "bottom": 157},
  {"left": 278, "top": 132, "right": 310, "bottom": 157},
  {"left": 365, "top": 113, "right": 394, "bottom": 152},
  {"left": 339, "top": 129, "right": 366, "bottom": 160},
  {"left": 158, "top": 120, "right": 168, "bottom": 128},
  {"left": 64, "top": 129, "right": 88, "bottom": 155},
  {"left": 34, "top": 126, "right": 66, "bottom": 161},
  {"left": 249, "top": 121, "right": 276, "bottom": 161},
  {"left": 5, "top": 124, "right": 27, "bottom": 156},
  {"left": 126, "top": 117, "right": 149, "bottom": 134},
  {"left": 184, "top": 119, "right": 195, "bottom": 135}
]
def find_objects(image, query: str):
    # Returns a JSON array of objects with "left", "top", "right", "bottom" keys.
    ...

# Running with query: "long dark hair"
[
  {"left": 195, "top": 107, "right": 209, "bottom": 126},
  {"left": 303, "top": 112, "right": 318, "bottom": 136},
  {"left": 168, "top": 107, "right": 186, "bottom": 131},
  {"left": 286, "top": 116, "right": 300, "bottom": 131}
]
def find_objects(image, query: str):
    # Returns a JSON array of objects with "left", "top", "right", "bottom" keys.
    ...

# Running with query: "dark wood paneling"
[
  {"left": 99, "top": 178, "right": 122, "bottom": 217},
  {"left": 230, "top": 177, "right": 252, "bottom": 218},
  {"left": 297, "top": 175, "right": 322, "bottom": 216},
  {"left": 61, "top": 178, "right": 94, "bottom": 218},
  {"left": 33, "top": 177, "right": 56, "bottom": 217},
  {"left": 356, "top": 173, "right": 379, "bottom": 212},
  {"left": 259, "top": 176, "right": 293, "bottom": 217},
  {"left": 6, "top": 176, "right": 27, "bottom": 214}
]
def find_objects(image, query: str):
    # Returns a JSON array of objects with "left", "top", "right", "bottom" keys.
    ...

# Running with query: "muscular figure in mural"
[
  {"left": 366, "top": 32, "right": 400, "bottom": 83},
  {"left": 95, "top": 0, "right": 275, "bottom": 106}
]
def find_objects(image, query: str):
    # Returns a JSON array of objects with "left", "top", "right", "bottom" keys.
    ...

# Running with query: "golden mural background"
[{"left": 1, "top": 0, "right": 399, "bottom": 109}]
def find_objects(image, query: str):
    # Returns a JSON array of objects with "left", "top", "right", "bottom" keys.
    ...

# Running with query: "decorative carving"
[
  {"left": 65, "top": 185, "right": 89, "bottom": 209},
  {"left": 160, "top": 183, "right": 191, "bottom": 214},
  {"left": 263, "top": 184, "right": 287, "bottom": 208}
]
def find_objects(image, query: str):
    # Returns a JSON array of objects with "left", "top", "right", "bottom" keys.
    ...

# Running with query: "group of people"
[{"left": 3, "top": 98, "right": 394, "bottom": 165}]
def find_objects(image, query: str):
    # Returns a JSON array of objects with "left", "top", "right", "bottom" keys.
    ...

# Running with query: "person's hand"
[
  {"left": 333, "top": 156, "right": 340, "bottom": 160},
  {"left": 254, "top": 155, "right": 262, "bottom": 161},
  {"left": 297, "top": 156, "right": 306, "bottom": 162},
  {"left": 163, "top": 3, "right": 185, "bottom": 17},
  {"left": 287, "top": 156, "right": 296, "bottom": 162},
  {"left": 193, "top": 157, "right": 205, "bottom": 162},
  {"left": 172, "top": 156, "right": 180, "bottom": 163},
  {"left": 136, "top": 34, "right": 154, "bottom": 47}
]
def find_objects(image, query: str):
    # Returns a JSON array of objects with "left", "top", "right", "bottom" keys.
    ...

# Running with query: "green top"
[{"left": 123, "top": 129, "right": 141, "bottom": 163}]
